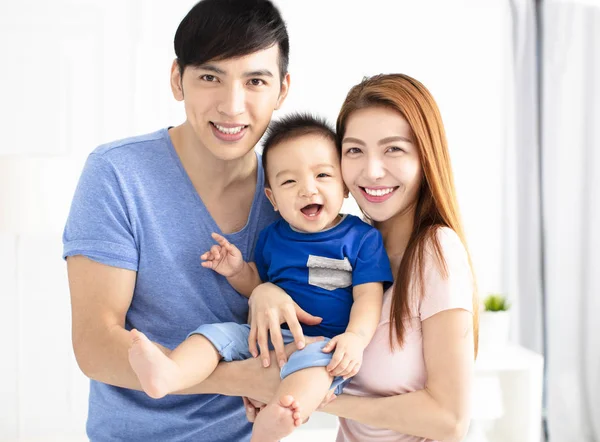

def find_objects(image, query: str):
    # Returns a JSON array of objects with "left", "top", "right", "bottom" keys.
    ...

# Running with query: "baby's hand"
[
  {"left": 200, "top": 232, "right": 244, "bottom": 277},
  {"left": 322, "top": 332, "right": 367, "bottom": 379}
]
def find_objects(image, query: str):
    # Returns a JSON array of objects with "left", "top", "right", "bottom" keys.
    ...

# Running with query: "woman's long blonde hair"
[{"left": 337, "top": 74, "right": 478, "bottom": 356}]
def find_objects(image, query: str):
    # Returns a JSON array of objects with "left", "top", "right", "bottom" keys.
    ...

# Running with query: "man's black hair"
[
  {"left": 174, "top": 0, "right": 289, "bottom": 80},
  {"left": 261, "top": 113, "right": 337, "bottom": 187}
]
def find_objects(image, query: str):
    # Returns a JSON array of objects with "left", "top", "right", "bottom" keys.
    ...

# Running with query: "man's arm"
[
  {"left": 68, "top": 255, "right": 142, "bottom": 388},
  {"left": 68, "top": 255, "right": 280, "bottom": 399}
]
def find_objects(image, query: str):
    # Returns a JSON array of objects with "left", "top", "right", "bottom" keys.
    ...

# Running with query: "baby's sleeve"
[
  {"left": 353, "top": 228, "right": 394, "bottom": 289},
  {"left": 419, "top": 228, "right": 474, "bottom": 321}
]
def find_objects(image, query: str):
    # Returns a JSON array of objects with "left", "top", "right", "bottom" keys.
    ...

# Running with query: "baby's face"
[{"left": 265, "top": 134, "right": 347, "bottom": 233}]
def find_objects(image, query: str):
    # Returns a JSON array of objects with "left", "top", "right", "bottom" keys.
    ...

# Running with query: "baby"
[{"left": 128, "top": 114, "right": 393, "bottom": 442}]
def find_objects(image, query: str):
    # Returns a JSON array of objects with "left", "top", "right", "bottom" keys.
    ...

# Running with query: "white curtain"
[
  {"left": 543, "top": 1, "right": 600, "bottom": 440},
  {"left": 505, "top": 0, "right": 545, "bottom": 356},
  {"left": 507, "top": 1, "right": 600, "bottom": 440}
]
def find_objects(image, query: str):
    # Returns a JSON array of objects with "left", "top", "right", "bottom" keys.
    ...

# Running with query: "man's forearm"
[
  {"left": 77, "top": 326, "right": 280, "bottom": 401},
  {"left": 75, "top": 324, "right": 146, "bottom": 390}
]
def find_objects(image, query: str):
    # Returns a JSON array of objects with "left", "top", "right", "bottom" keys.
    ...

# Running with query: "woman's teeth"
[{"left": 364, "top": 187, "right": 395, "bottom": 196}]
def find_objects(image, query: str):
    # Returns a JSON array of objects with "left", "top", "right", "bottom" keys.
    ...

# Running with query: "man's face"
[
  {"left": 171, "top": 45, "right": 290, "bottom": 161},
  {"left": 265, "top": 134, "right": 348, "bottom": 233}
]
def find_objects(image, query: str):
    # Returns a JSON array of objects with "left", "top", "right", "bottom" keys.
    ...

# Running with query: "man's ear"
[
  {"left": 275, "top": 72, "right": 291, "bottom": 110},
  {"left": 264, "top": 187, "right": 278, "bottom": 211},
  {"left": 170, "top": 59, "right": 184, "bottom": 101}
]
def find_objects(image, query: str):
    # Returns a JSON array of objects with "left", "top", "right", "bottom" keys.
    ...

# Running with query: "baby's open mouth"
[{"left": 300, "top": 204, "right": 323, "bottom": 217}]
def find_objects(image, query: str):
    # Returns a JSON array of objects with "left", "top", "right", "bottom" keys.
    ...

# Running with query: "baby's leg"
[
  {"left": 128, "top": 329, "right": 221, "bottom": 399},
  {"left": 251, "top": 366, "right": 332, "bottom": 442}
]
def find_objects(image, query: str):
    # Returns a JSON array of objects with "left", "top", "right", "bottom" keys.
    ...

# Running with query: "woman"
[{"left": 246, "top": 73, "right": 478, "bottom": 442}]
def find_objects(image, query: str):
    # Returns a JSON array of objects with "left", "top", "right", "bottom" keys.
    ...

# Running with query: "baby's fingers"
[
  {"left": 330, "top": 357, "right": 352, "bottom": 377},
  {"left": 322, "top": 336, "right": 338, "bottom": 354},
  {"left": 211, "top": 232, "right": 231, "bottom": 248},
  {"left": 326, "top": 348, "right": 345, "bottom": 373},
  {"left": 343, "top": 362, "right": 361, "bottom": 380},
  {"left": 209, "top": 245, "right": 222, "bottom": 260}
]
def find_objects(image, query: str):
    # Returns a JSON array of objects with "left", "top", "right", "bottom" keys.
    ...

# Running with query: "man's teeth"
[
  {"left": 364, "top": 187, "right": 395, "bottom": 197},
  {"left": 213, "top": 124, "right": 245, "bottom": 134}
]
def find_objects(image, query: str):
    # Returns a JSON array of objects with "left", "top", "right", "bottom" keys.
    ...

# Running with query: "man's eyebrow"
[
  {"left": 195, "top": 64, "right": 226, "bottom": 75},
  {"left": 244, "top": 69, "right": 274, "bottom": 78},
  {"left": 191, "top": 66, "right": 274, "bottom": 78}
]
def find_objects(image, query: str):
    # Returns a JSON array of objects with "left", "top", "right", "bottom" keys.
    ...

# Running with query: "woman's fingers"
[{"left": 242, "top": 397, "right": 258, "bottom": 423}]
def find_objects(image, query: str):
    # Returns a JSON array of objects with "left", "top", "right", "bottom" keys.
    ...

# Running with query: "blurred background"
[{"left": 0, "top": 0, "right": 598, "bottom": 441}]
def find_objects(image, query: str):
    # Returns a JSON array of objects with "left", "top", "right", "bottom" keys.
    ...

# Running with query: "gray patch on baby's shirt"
[{"left": 307, "top": 255, "right": 352, "bottom": 291}]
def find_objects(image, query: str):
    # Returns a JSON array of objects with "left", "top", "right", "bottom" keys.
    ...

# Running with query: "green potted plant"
[{"left": 479, "top": 293, "right": 511, "bottom": 351}]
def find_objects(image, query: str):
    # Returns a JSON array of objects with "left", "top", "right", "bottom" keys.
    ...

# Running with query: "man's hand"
[
  {"left": 201, "top": 232, "right": 245, "bottom": 277},
  {"left": 322, "top": 332, "right": 367, "bottom": 379},
  {"left": 248, "top": 283, "right": 322, "bottom": 369}
]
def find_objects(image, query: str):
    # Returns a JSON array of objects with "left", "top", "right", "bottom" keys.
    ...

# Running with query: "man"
[{"left": 63, "top": 1, "right": 318, "bottom": 440}]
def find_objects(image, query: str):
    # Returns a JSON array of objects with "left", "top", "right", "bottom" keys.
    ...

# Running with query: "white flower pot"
[{"left": 479, "top": 310, "right": 511, "bottom": 352}]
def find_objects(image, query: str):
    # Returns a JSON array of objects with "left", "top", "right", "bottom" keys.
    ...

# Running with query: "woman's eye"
[
  {"left": 387, "top": 146, "right": 404, "bottom": 153},
  {"left": 346, "top": 147, "right": 362, "bottom": 155}
]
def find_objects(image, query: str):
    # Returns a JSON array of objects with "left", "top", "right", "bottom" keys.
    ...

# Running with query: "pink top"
[{"left": 337, "top": 228, "right": 474, "bottom": 442}]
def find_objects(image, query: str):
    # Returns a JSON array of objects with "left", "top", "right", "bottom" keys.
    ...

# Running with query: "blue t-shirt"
[
  {"left": 254, "top": 215, "right": 394, "bottom": 338},
  {"left": 62, "top": 128, "right": 280, "bottom": 442}
]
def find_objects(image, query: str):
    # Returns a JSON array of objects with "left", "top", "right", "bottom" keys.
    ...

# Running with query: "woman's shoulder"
[
  {"left": 417, "top": 226, "right": 474, "bottom": 319},
  {"left": 423, "top": 226, "right": 469, "bottom": 269}
]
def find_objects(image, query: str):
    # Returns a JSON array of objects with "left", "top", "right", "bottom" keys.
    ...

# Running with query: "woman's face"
[{"left": 340, "top": 106, "right": 423, "bottom": 223}]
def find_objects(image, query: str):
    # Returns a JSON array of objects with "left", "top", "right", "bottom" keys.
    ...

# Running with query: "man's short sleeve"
[
  {"left": 352, "top": 228, "right": 394, "bottom": 289},
  {"left": 62, "top": 153, "right": 139, "bottom": 270},
  {"left": 253, "top": 228, "right": 269, "bottom": 282}
]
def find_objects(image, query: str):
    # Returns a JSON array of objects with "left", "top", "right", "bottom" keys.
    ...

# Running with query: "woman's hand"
[
  {"left": 248, "top": 282, "right": 322, "bottom": 368},
  {"left": 318, "top": 389, "right": 338, "bottom": 411},
  {"left": 242, "top": 396, "right": 266, "bottom": 423}
]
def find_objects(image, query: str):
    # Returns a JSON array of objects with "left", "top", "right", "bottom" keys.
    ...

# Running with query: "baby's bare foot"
[
  {"left": 128, "top": 329, "right": 179, "bottom": 399},
  {"left": 250, "top": 395, "right": 303, "bottom": 442}
]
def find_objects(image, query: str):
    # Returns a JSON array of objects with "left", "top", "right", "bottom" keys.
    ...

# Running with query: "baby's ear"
[
  {"left": 264, "top": 188, "right": 278, "bottom": 211},
  {"left": 343, "top": 185, "right": 350, "bottom": 198}
]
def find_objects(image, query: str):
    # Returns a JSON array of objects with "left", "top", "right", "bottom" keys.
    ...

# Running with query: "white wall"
[{"left": 0, "top": 0, "right": 511, "bottom": 440}]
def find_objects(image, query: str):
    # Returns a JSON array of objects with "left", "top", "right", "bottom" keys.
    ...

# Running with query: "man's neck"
[{"left": 169, "top": 123, "right": 257, "bottom": 196}]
